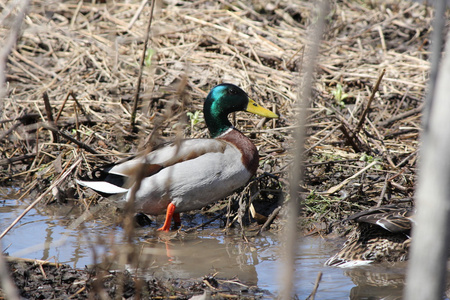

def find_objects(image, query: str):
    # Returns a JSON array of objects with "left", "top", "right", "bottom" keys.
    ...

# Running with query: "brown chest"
[{"left": 217, "top": 129, "right": 259, "bottom": 175}]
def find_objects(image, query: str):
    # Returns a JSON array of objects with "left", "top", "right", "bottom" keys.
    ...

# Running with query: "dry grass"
[
  {"left": 2, "top": 0, "right": 449, "bottom": 298},
  {"left": 1, "top": 0, "right": 446, "bottom": 232}
]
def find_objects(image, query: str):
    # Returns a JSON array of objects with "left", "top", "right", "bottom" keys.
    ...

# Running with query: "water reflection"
[
  {"left": 345, "top": 264, "right": 406, "bottom": 299},
  {"left": 0, "top": 188, "right": 425, "bottom": 298},
  {"left": 134, "top": 235, "right": 259, "bottom": 284}
]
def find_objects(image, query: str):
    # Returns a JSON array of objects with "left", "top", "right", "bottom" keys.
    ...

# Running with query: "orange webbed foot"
[{"left": 157, "top": 203, "right": 177, "bottom": 232}]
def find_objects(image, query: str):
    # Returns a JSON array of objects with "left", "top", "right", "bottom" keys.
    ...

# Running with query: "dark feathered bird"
[{"left": 325, "top": 205, "right": 415, "bottom": 267}]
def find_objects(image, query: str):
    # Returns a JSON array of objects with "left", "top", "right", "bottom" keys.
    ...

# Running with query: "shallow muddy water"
[{"left": 0, "top": 187, "right": 410, "bottom": 299}]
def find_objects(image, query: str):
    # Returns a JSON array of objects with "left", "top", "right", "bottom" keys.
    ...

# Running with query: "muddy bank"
[{"left": 4, "top": 257, "right": 267, "bottom": 299}]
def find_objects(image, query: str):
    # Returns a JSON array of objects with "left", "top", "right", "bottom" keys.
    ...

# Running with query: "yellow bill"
[{"left": 246, "top": 99, "right": 278, "bottom": 118}]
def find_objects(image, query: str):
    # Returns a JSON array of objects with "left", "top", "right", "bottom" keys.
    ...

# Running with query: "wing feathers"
[
  {"left": 76, "top": 179, "right": 128, "bottom": 195},
  {"left": 348, "top": 206, "right": 414, "bottom": 234},
  {"left": 108, "top": 139, "right": 227, "bottom": 176},
  {"left": 78, "top": 139, "right": 228, "bottom": 196}
]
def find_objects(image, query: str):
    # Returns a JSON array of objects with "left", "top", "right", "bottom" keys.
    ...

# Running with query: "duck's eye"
[{"left": 228, "top": 88, "right": 237, "bottom": 95}]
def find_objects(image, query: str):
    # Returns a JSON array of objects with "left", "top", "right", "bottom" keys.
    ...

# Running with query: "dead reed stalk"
[{"left": 279, "top": 1, "right": 328, "bottom": 298}]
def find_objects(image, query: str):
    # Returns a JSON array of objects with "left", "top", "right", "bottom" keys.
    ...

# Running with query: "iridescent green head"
[{"left": 203, "top": 84, "right": 278, "bottom": 138}]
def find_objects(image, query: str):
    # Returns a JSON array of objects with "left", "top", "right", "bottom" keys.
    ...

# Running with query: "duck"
[
  {"left": 77, "top": 83, "right": 278, "bottom": 231},
  {"left": 325, "top": 205, "right": 415, "bottom": 267}
]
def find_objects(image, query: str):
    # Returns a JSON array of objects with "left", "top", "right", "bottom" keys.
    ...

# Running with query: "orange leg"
[{"left": 157, "top": 203, "right": 176, "bottom": 231}]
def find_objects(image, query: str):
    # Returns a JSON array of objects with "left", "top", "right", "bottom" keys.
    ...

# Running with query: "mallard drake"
[
  {"left": 77, "top": 83, "right": 278, "bottom": 231},
  {"left": 325, "top": 205, "right": 415, "bottom": 267}
]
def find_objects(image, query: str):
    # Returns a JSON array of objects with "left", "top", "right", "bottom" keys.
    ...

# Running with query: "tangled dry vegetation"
[
  {"left": 1, "top": 0, "right": 442, "bottom": 234},
  {"left": 1, "top": 0, "right": 447, "bottom": 298}
]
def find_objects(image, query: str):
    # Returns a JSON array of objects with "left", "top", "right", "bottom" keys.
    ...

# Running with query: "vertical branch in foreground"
[
  {"left": 404, "top": 32, "right": 450, "bottom": 300},
  {"left": 278, "top": 1, "right": 328, "bottom": 299},
  {"left": 0, "top": 1, "right": 30, "bottom": 299},
  {"left": 420, "top": 0, "right": 446, "bottom": 129},
  {"left": 130, "top": 0, "right": 155, "bottom": 128},
  {"left": 0, "top": 0, "right": 30, "bottom": 113}
]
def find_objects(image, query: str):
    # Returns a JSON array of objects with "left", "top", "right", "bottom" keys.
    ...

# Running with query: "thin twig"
[
  {"left": 256, "top": 206, "right": 282, "bottom": 235},
  {"left": 304, "top": 125, "right": 340, "bottom": 154},
  {"left": 0, "top": 120, "right": 21, "bottom": 140},
  {"left": 127, "top": 0, "right": 149, "bottom": 30},
  {"left": 55, "top": 90, "right": 72, "bottom": 123},
  {"left": 377, "top": 176, "right": 389, "bottom": 207},
  {"left": 339, "top": 123, "right": 361, "bottom": 152},
  {"left": 0, "top": 158, "right": 81, "bottom": 239},
  {"left": 378, "top": 103, "right": 423, "bottom": 127},
  {"left": 324, "top": 160, "right": 378, "bottom": 195},
  {"left": 353, "top": 68, "right": 386, "bottom": 136},
  {"left": 184, "top": 213, "right": 224, "bottom": 233},
  {"left": 0, "top": 153, "right": 36, "bottom": 166},
  {"left": 130, "top": 0, "right": 156, "bottom": 128},
  {"left": 43, "top": 92, "right": 58, "bottom": 142},
  {"left": 40, "top": 123, "right": 108, "bottom": 160},
  {"left": 306, "top": 272, "right": 323, "bottom": 300}
]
